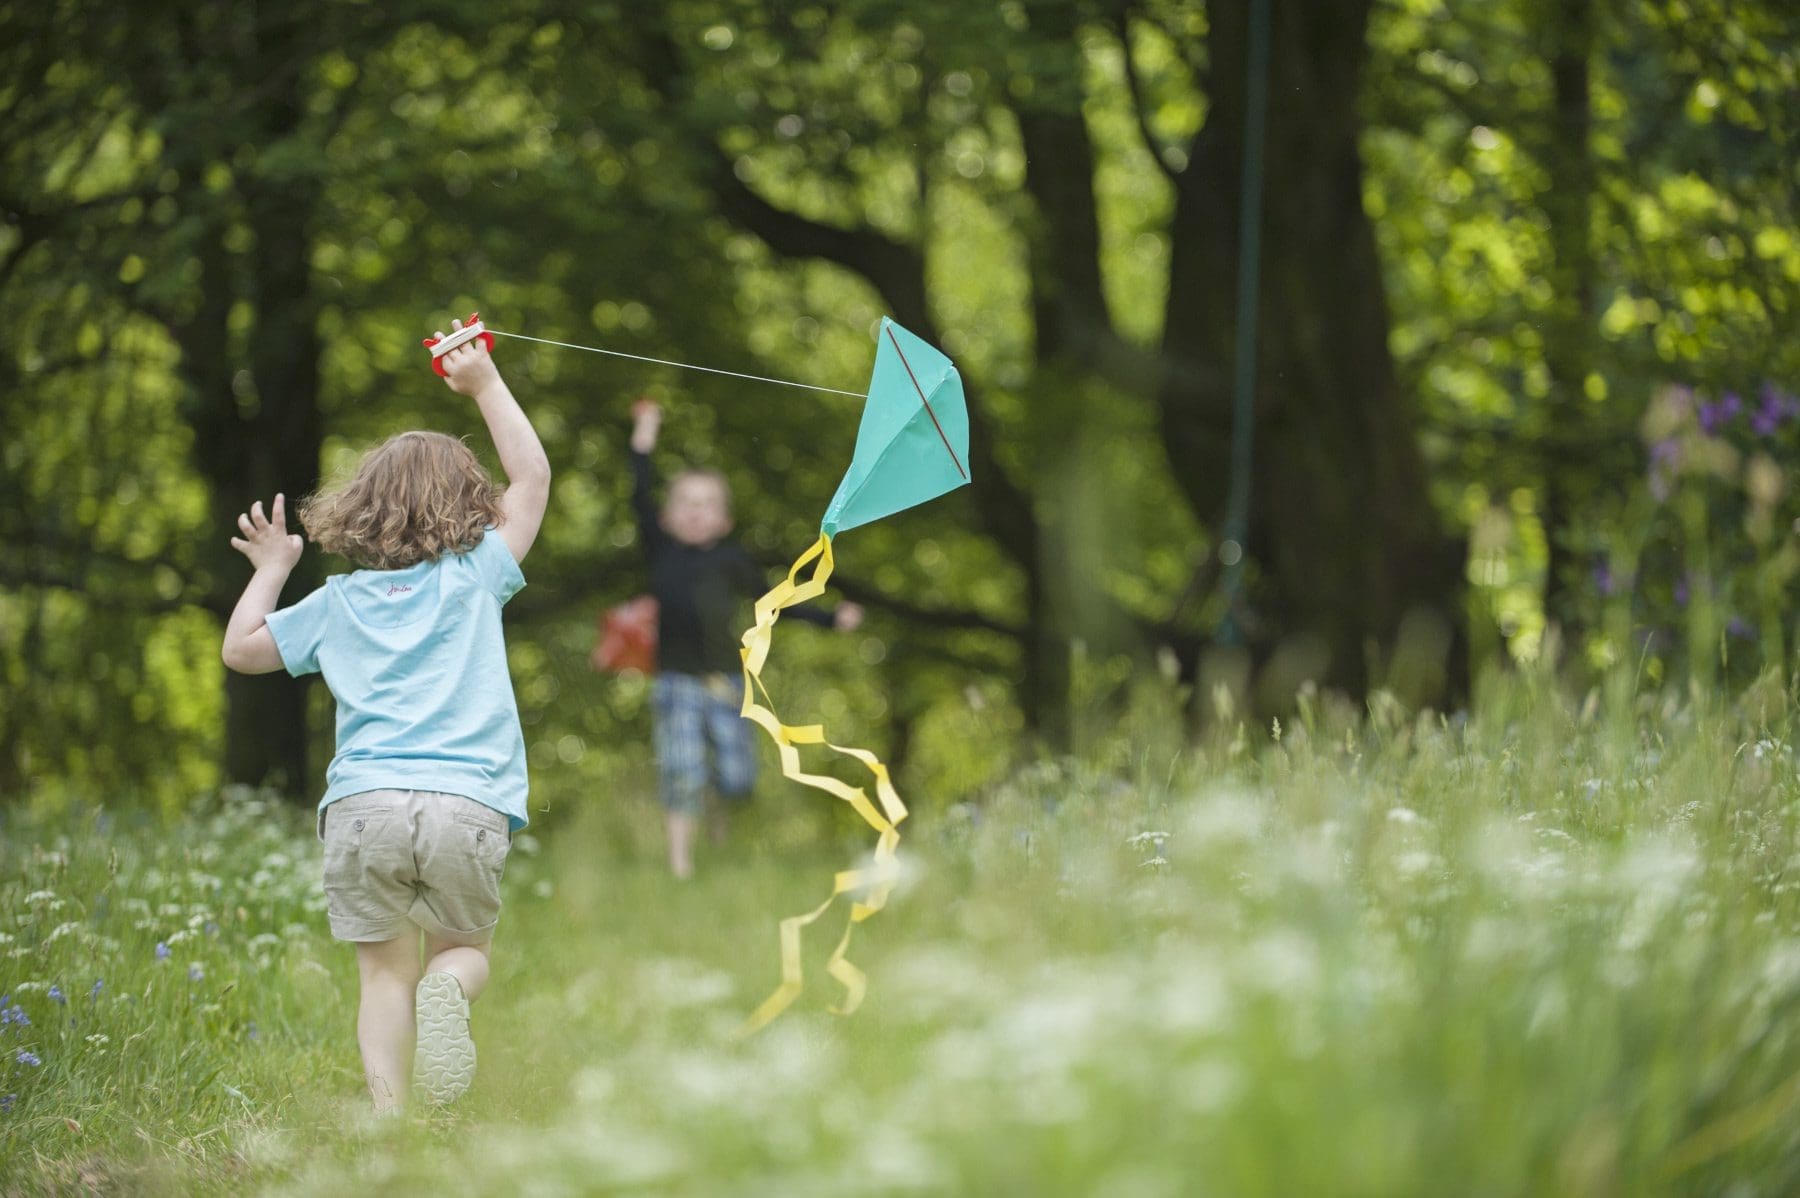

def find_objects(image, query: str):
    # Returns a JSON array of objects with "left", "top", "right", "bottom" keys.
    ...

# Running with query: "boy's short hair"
[
  {"left": 299, "top": 431, "right": 504, "bottom": 569},
  {"left": 666, "top": 468, "right": 733, "bottom": 515}
]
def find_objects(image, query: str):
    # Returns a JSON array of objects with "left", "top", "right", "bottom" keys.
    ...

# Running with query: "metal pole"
[{"left": 1217, "top": 0, "right": 1273, "bottom": 647}]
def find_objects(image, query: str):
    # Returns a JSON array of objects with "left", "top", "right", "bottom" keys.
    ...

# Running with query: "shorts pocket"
[
  {"left": 454, "top": 812, "right": 510, "bottom": 902},
  {"left": 322, "top": 808, "right": 396, "bottom": 893}
]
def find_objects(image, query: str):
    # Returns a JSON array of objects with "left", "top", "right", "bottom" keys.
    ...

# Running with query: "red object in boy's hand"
[
  {"left": 421, "top": 312, "right": 495, "bottom": 377},
  {"left": 591, "top": 595, "right": 659, "bottom": 674}
]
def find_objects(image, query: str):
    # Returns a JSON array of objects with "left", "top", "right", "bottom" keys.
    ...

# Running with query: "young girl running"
[{"left": 220, "top": 318, "right": 550, "bottom": 1112}]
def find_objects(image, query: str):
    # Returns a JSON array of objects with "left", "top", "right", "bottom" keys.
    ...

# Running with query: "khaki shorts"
[{"left": 319, "top": 790, "right": 511, "bottom": 945}]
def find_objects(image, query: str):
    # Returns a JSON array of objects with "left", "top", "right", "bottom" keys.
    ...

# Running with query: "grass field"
[{"left": 4, "top": 676, "right": 1800, "bottom": 1194}]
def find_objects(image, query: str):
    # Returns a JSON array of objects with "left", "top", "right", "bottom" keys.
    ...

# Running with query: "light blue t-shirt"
[{"left": 265, "top": 529, "right": 530, "bottom": 830}]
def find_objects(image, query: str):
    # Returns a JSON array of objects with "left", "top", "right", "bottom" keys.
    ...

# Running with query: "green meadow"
[{"left": 5, "top": 677, "right": 1799, "bottom": 1195}]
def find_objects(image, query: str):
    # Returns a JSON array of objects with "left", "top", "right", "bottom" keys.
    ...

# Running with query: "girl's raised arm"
[{"left": 436, "top": 320, "right": 551, "bottom": 563}]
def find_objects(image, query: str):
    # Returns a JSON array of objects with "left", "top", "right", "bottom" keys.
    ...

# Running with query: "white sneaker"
[{"left": 413, "top": 972, "right": 475, "bottom": 1105}]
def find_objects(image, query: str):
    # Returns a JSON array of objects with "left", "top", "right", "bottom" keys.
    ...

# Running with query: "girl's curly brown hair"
[{"left": 299, "top": 431, "right": 505, "bottom": 570}]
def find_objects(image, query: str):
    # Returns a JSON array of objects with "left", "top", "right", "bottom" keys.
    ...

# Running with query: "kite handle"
[{"left": 421, "top": 312, "right": 494, "bottom": 377}]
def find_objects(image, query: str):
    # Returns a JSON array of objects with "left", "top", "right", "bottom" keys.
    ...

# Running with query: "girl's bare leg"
[
  {"left": 423, "top": 934, "right": 491, "bottom": 1002},
  {"left": 355, "top": 934, "right": 424, "bottom": 1112}
]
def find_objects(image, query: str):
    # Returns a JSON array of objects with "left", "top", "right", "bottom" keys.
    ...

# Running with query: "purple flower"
[
  {"left": 47, "top": 986, "right": 64, "bottom": 1006},
  {"left": 89, "top": 980, "right": 103, "bottom": 1000},
  {"left": 1649, "top": 438, "right": 1682, "bottom": 501},
  {"left": 14, "top": 1050, "right": 40, "bottom": 1067},
  {"left": 1698, "top": 391, "right": 1742, "bottom": 434},
  {"left": 247, "top": 1021, "right": 260, "bottom": 1042},
  {"left": 155, "top": 942, "right": 170, "bottom": 961},
  {"left": 1751, "top": 384, "right": 1798, "bottom": 436},
  {"left": 1593, "top": 560, "right": 1615, "bottom": 596},
  {"left": 0, "top": 1094, "right": 13, "bottom": 1113},
  {"left": 1727, "top": 617, "right": 1755, "bottom": 639},
  {"left": 2, "top": 1004, "right": 30, "bottom": 1028},
  {"left": 187, "top": 964, "right": 204, "bottom": 983},
  {"left": 1674, "top": 577, "right": 1690, "bottom": 607}
]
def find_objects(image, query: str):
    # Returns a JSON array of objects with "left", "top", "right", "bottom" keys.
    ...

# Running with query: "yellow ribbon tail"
[{"left": 733, "top": 533, "right": 910, "bottom": 1038}]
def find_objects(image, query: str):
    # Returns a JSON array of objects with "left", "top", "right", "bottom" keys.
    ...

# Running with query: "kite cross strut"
[{"left": 883, "top": 323, "right": 966, "bottom": 482}]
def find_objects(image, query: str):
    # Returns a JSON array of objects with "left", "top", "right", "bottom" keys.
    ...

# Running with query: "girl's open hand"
[
  {"left": 230, "top": 493, "right": 304, "bottom": 573},
  {"left": 436, "top": 317, "right": 503, "bottom": 397}
]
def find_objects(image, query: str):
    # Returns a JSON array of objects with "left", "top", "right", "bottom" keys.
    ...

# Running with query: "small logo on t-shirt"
[{"left": 387, "top": 584, "right": 413, "bottom": 597}]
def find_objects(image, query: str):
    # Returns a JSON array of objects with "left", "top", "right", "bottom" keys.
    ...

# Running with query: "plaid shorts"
[{"left": 652, "top": 672, "right": 757, "bottom": 815}]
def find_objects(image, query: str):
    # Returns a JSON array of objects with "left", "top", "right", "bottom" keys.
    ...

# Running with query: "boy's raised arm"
[
  {"left": 436, "top": 319, "right": 551, "bottom": 563},
  {"left": 629, "top": 399, "right": 666, "bottom": 557}
]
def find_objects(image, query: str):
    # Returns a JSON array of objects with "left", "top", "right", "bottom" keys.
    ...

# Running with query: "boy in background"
[{"left": 630, "top": 399, "right": 861, "bottom": 878}]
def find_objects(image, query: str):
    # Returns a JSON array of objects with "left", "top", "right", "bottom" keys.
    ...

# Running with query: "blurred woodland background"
[{"left": 1, "top": 0, "right": 1796, "bottom": 814}]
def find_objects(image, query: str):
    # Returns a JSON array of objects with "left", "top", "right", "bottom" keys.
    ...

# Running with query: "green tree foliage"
[{"left": 2, "top": 0, "right": 1793, "bottom": 809}]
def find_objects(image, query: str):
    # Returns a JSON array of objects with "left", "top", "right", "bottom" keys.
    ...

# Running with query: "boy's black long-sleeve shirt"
[{"left": 632, "top": 450, "right": 831, "bottom": 676}]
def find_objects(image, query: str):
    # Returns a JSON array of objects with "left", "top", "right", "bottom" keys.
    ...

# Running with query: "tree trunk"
[
  {"left": 174, "top": 3, "right": 326, "bottom": 797},
  {"left": 1159, "top": 0, "right": 1463, "bottom": 702},
  {"left": 1536, "top": 0, "right": 1599, "bottom": 627}
]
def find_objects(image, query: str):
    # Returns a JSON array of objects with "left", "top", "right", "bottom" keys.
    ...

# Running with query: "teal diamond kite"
[{"left": 820, "top": 318, "right": 971, "bottom": 536}]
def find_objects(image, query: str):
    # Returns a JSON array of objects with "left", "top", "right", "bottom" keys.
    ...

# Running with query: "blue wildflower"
[
  {"left": 247, "top": 1021, "right": 260, "bottom": 1042},
  {"left": 90, "top": 980, "right": 103, "bottom": 1000},
  {"left": 205, "top": 921, "right": 219, "bottom": 936},
  {"left": 0, "top": 1094, "right": 13, "bottom": 1113},
  {"left": 1672, "top": 572, "right": 1711, "bottom": 609},
  {"left": 1727, "top": 617, "right": 1754, "bottom": 639},
  {"left": 15, "top": 1050, "right": 40, "bottom": 1068},
  {"left": 155, "top": 942, "right": 170, "bottom": 961},
  {"left": 1592, "top": 560, "right": 1615, "bottom": 597},
  {"left": 188, "top": 964, "right": 204, "bottom": 983},
  {"left": 47, "top": 986, "right": 64, "bottom": 1006}
]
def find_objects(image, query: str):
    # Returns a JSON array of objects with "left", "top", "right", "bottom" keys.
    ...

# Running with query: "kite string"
[{"left": 485, "top": 329, "right": 867, "bottom": 399}]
